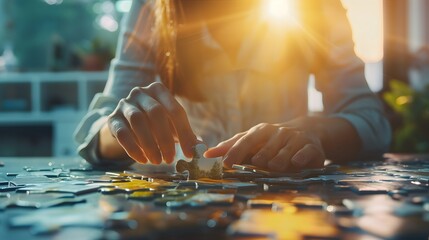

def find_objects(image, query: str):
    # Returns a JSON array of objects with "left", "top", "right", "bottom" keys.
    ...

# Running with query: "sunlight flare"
[{"left": 261, "top": 0, "right": 299, "bottom": 27}]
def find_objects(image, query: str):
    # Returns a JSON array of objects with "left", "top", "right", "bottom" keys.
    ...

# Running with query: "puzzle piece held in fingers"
[{"left": 176, "top": 144, "right": 222, "bottom": 180}]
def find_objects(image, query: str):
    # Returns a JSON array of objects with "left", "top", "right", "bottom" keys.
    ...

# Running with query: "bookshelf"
[{"left": 0, "top": 71, "right": 108, "bottom": 157}]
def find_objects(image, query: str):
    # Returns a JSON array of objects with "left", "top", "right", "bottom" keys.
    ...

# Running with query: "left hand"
[{"left": 204, "top": 123, "right": 325, "bottom": 172}]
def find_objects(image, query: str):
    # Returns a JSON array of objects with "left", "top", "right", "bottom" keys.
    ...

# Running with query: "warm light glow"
[
  {"left": 341, "top": 0, "right": 384, "bottom": 63},
  {"left": 262, "top": 0, "right": 298, "bottom": 26},
  {"left": 308, "top": 1, "right": 384, "bottom": 112},
  {"left": 308, "top": 75, "right": 324, "bottom": 113},
  {"left": 396, "top": 96, "right": 411, "bottom": 105}
]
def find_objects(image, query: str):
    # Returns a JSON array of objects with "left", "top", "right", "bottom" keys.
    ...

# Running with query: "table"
[{"left": 0, "top": 155, "right": 429, "bottom": 240}]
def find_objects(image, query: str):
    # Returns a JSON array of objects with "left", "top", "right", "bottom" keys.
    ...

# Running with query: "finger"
[
  {"left": 266, "top": 132, "right": 305, "bottom": 171},
  {"left": 291, "top": 144, "right": 324, "bottom": 169},
  {"left": 144, "top": 83, "right": 197, "bottom": 158},
  {"left": 223, "top": 124, "right": 275, "bottom": 168},
  {"left": 250, "top": 127, "right": 294, "bottom": 168},
  {"left": 266, "top": 147, "right": 293, "bottom": 172},
  {"left": 204, "top": 133, "right": 245, "bottom": 158},
  {"left": 121, "top": 100, "right": 163, "bottom": 164},
  {"left": 136, "top": 95, "right": 176, "bottom": 164},
  {"left": 108, "top": 115, "right": 148, "bottom": 164}
]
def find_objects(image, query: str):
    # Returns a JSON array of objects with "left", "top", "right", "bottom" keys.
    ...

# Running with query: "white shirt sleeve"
[
  {"left": 314, "top": 1, "right": 391, "bottom": 159},
  {"left": 74, "top": 0, "right": 156, "bottom": 166},
  {"left": 74, "top": 93, "right": 136, "bottom": 166}
]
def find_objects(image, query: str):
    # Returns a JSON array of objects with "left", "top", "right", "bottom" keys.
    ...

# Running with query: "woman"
[{"left": 74, "top": 0, "right": 391, "bottom": 172}]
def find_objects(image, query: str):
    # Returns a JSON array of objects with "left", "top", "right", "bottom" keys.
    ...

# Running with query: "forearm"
[{"left": 283, "top": 116, "right": 361, "bottom": 163}]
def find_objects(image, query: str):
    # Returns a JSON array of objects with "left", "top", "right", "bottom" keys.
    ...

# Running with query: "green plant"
[
  {"left": 76, "top": 37, "right": 115, "bottom": 71},
  {"left": 383, "top": 80, "right": 429, "bottom": 152}
]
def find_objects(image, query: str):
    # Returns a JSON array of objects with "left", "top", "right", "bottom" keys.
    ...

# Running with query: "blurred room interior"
[{"left": 0, "top": 0, "right": 427, "bottom": 157}]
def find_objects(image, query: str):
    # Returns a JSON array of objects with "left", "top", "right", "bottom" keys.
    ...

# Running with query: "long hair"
[{"left": 154, "top": 0, "right": 178, "bottom": 93}]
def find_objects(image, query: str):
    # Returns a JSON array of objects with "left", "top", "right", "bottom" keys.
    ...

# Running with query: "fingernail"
[
  {"left": 222, "top": 155, "right": 232, "bottom": 167},
  {"left": 159, "top": 155, "right": 174, "bottom": 164},
  {"left": 203, "top": 149, "right": 213, "bottom": 158},
  {"left": 184, "top": 146, "right": 194, "bottom": 158},
  {"left": 163, "top": 157, "right": 173, "bottom": 164},
  {"left": 139, "top": 158, "right": 147, "bottom": 164},
  {"left": 149, "top": 155, "right": 160, "bottom": 165},
  {"left": 152, "top": 154, "right": 163, "bottom": 165},
  {"left": 222, "top": 160, "right": 231, "bottom": 169},
  {"left": 138, "top": 151, "right": 148, "bottom": 164}
]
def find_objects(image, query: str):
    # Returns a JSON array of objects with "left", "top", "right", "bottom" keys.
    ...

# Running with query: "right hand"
[{"left": 107, "top": 82, "right": 197, "bottom": 164}]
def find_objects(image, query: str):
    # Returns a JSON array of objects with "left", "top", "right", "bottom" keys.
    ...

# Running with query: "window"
[{"left": 309, "top": 0, "right": 384, "bottom": 112}]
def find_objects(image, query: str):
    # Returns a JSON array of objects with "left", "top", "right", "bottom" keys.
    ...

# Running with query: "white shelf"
[
  {"left": 0, "top": 71, "right": 108, "bottom": 82},
  {"left": 0, "top": 112, "right": 84, "bottom": 123},
  {"left": 0, "top": 71, "right": 108, "bottom": 157}
]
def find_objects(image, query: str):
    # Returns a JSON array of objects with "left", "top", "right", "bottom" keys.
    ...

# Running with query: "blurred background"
[{"left": 0, "top": 0, "right": 427, "bottom": 157}]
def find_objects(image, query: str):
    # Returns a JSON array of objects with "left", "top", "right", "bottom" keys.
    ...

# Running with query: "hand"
[
  {"left": 204, "top": 123, "right": 325, "bottom": 172},
  {"left": 106, "top": 82, "right": 197, "bottom": 164}
]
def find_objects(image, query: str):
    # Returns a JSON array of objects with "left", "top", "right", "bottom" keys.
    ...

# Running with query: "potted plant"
[{"left": 383, "top": 80, "right": 429, "bottom": 152}]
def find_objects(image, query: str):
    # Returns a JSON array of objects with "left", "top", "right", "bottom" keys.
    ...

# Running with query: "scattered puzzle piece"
[
  {"left": 2, "top": 154, "right": 429, "bottom": 239},
  {"left": 11, "top": 175, "right": 55, "bottom": 185},
  {"left": 227, "top": 208, "right": 339, "bottom": 239},
  {"left": 178, "top": 178, "right": 258, "bottom": 190},
  {"left": 17, "top": 182, "right": 101, "bottom": 195},
  {"left": 154, "top": 193, "right": 235, "bottom": 208},
  {"left": 99, "top": 178, "right": 175, "bottom": 194},
  {"left": 176, "top": 144, "right": 222, "bottom": 180},
  {"left": 9, "top": 204, "right": 123, "bottom": 235},
  {"left": 0, "top": 193, "right": 83, "bottom": 209},
  {"left": 232, "top": 164, "right": 340, "bottom": 178}
]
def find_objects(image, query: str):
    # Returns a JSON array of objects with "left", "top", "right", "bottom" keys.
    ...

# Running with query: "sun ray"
[{"left": 261, "top": 0, "right": 299, "bottom": 27}]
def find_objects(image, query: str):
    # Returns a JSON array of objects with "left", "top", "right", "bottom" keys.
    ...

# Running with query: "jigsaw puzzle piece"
[
  {"left": 99, "top": 178, "right": 176, "bottom": 194},
  {"left": 232, "top": 164, "right": 340, "bottom": 178},
  {"left": 0, "top": 193, "right": 83, "bottom": 209},
  {"left": 0, "top": 182, "right": 26, "bottom": 192},
  {"left": 247, "top": 193, "right": 327, "bottom": 210},
  {"left": 11, "top": 175, "right": 55, "bottom": 186},
  {"left": 154, "top": 193, "right": 234, "bottom": 208},
  {"left": 176, "top": 143, "right": 222, "bottom": 180},
  {"left": 227, "top": 208, "right": 338, "bottom": 239},
  {"left": 255, "top": 176, "right": 330, "bottom": 186},
  {"left": 177, "top": 178, "right": 257, "bottom": 190},
  {"left": 9, "top": 205, "right": 122, "bottom": 235},
  {"left": 17, "top": 181, "right": 100, "bottom": 195}
]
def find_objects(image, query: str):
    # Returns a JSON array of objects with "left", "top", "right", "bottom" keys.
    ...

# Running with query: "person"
[{"left": 74, "top": 0, "right": 391, "bottom": 172}]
